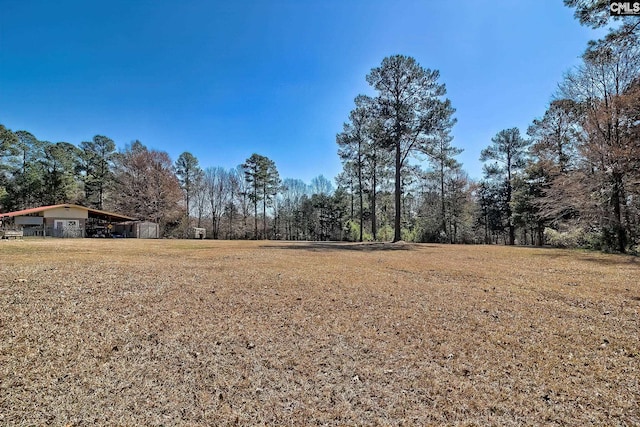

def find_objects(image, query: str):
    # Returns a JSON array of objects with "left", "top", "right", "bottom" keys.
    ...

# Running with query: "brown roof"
[{"left": 0, "top": 204, "right": 136, "bottom": 222}]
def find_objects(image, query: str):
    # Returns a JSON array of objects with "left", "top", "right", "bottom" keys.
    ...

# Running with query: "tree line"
[
  {"left": 0, "top": 129, "right": 347, "bottom": 239},
  {"left": 333, "top": 2, "right": 640, "bottom": 252},
  {"left": 1, "top": 2, "right": 638, "bottom": 251},
  {"left": 475, "top": 1, "right": 640, "bottom": 252}
]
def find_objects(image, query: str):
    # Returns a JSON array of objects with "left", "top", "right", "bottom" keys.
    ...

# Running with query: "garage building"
[{"left": 0, "top": 204, "right": 158, "bottom": 238}]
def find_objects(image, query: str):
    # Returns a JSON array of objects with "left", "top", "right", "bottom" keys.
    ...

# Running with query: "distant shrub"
[
  {"left": 345, "top": 220, "right": 358, "bottom": 242},
  {"left": 545, "top": 227, "right": 635, "bottom": 252},
  {"left": 345, "top": 220, "right": 373, "bottom": 242},
  {"left": 543, "top": 227, "right": 587, "bottom": 248},
  {"left": 401, "top": 227, "right": 421, "bottom": 243},
  {"left": 377, "top": 225, "right": 394, "bottom": 242},
  {"left": 583, "top": 230, "right": 607, "bottom": 251}
]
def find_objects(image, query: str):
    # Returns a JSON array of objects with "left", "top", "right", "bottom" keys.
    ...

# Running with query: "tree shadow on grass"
[
  {"left": 576, "top": 254, "right": 639, "bottom": 267},
  {"left": 259, "top": 241, "right": 431, "bottom": 252},
  {"left": 531, "top": 248, "right": 639, "bottom": 267}
]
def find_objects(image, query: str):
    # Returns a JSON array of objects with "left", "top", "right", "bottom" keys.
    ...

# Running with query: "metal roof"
[{"left": 0, "top": 204, "right": 136, "bottom": 222}]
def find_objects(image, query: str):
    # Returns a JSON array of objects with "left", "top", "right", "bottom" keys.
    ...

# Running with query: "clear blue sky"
[{"left": 1, "top": 0, "right": 602, "bottom": 183}]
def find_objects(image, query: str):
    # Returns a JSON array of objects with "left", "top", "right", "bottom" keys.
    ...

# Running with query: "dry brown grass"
[{"left": 1, "top": 239, "right": 639, "bottom": 426}]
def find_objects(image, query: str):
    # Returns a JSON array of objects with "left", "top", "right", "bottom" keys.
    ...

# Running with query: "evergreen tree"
[
  {"left": 426, "top": 130, "right": 463, "bottom": 241},
  {"left": 243, "top": 154, "right": 281, "bottom": 239},
  {"left": 42, "top": 141, "right": 82, "bottom": 205},
  {"left": 366, "top": 55, "right": 456, "bottom": 242},
  {"left": 175, "top": 151, "right": 203, "bottom": 223},
  {"left": 480, "top": 128, "right": 530, "bottom": 245},
  {"left": 80, "top": 135, "right": 116, "bottom": 209}
]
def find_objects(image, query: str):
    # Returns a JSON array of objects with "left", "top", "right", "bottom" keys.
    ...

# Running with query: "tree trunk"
[
  {"left": 350, "top": 179, "right": 354, "bottom": 222},
  {"left": 371, "top": 158, "right": 378, "bottom": 241},
  {"left": 612, "top": 173, "right": 627, "bottom": 253},
  {"left": 253, "top": 194, "right": 258, "bottom": 240},
  {"left": 358, "top": 160, "right": 364, "bottom": 242},
  {"left": 212, "top": 215, "right": 217, "bottom": 239},
  {"left": 263, "top": 199, "right": 267, "bottom": 240},
  {"left": 228, "top": 190, "right": 234, "bottom": 239},
  {"left": 536, "top": 221, "right": 544, "bottom": 246},
  {"left": 262, "top": 184, "right": 267, "bottom": 240},
  {"left": 506, "top": 185, "right": 515, "bottom": 246},
  {"left": 393, "top": 141, "right": 402, "bottom": 243},
  {"left": 484, "top": 209, "right": 489, "bottom": 245},
  {"left": 452, "top": 220, "right": 458, "bottom": 244},
  {"left": 440, "top": 162, "right": 447, "bottom": 240}
]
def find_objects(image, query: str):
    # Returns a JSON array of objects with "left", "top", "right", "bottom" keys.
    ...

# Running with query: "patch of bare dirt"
[{"left": 1, "top": 240, "right": 639, "bottom": 425}]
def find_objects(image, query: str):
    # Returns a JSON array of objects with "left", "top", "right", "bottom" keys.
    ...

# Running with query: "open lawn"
[{"left": 1, "top": 239, "right": 639, "bottom": 426}]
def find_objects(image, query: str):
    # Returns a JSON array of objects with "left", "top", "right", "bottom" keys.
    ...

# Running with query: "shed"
[
  {"left": 113, "top": 221, "right": 160, "bottom": 239},
  {"left": 190, "top": 227, "right": 206, "bottom": 239}
]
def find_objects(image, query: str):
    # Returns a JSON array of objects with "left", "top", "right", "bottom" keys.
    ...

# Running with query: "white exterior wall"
[{"left": 43, "top": 207, "right": 88, "bottom": 219}]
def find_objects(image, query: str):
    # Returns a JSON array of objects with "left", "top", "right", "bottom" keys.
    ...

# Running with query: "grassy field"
[{"left": 1, "top": 239, "right": 639, "bottom": 426}]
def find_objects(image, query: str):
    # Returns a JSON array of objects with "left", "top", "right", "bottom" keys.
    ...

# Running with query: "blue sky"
[{"left": 1, "top": 0, "right": 602, "bottom": 183}]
